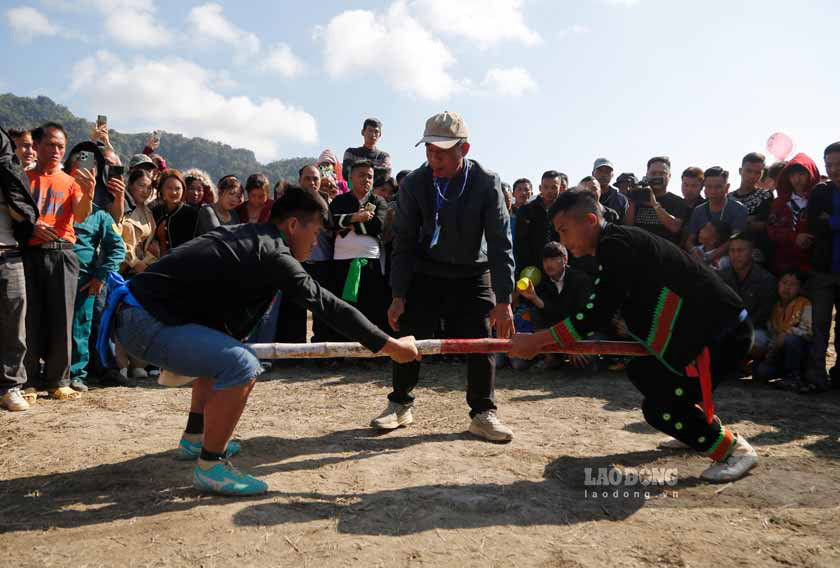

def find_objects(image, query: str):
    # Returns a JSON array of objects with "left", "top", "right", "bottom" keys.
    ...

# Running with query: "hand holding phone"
[{"left": 76, "top": 150, "right": 95, "bottom": 172}]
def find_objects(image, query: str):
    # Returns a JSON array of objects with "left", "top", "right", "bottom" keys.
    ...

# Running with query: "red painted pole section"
[{"left": 437, "top": 338, "right": 648, "bottom": 357}]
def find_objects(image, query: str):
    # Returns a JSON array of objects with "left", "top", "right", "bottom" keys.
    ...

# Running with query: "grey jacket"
[{"left": 391, "top": 159, "right": 515, "bottom": 303}]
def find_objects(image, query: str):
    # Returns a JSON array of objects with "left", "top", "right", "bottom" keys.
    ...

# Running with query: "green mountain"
[{"left": 0, "top": 93, "right": 315, "bottom": 186}]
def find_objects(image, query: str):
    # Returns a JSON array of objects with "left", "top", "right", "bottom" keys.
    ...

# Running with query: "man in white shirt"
[{"left": 329, "top": 160, "right": 389, "bottom": 333}]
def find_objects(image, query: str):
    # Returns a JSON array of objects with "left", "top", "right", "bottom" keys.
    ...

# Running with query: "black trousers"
[
  {"left": 626, "top": 317, "right": 754, "bottom": 454},
  {"left": 305, "top": 261, "right": 339, "bottom": 343},
  {"left": 390, "top": 271, "right": 496, "bottom": 416},
  {"left": 332, "top": 258, "right": 389, "bottom": 336},
  {"left": 275, "top": 282, "right": 308, "bottom": 344},
  {"left": 23, "top": 248, "right": 79, "bottom": 389}
]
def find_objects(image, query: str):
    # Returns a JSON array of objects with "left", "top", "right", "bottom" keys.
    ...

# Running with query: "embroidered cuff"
[{"left": 549, "top": 319, "right": 581, "bottom": 347}]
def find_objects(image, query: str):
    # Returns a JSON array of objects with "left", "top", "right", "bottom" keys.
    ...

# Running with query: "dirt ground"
[{"left": 2, "top": 355, "right": 840, "bottom": 568}]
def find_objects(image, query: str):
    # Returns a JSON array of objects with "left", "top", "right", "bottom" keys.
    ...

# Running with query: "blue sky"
[{"left": 2, "top": 0, "right": 837, "bottom": 189}]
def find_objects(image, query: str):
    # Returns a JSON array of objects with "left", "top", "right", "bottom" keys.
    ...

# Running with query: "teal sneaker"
[
  {"left": 193, "top": 460, "right": 267, "bottom": 496},
  {"left": 177, "top": 437, "right": 241, "bottom": 461}
]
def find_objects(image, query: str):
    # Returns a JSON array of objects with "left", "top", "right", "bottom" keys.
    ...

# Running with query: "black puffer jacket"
[{"left": 0, "top": 126, "right": 38, "bottom": 245}]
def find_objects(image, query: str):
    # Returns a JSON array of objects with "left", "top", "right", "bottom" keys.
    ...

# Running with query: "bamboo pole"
[{"left": 249, "top": 338, "right": 648, "bottom": 359}]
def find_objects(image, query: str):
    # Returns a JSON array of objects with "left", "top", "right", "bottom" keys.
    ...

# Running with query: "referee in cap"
[{"left": 369, "top": 111, "right": 516, "bottom": 442}]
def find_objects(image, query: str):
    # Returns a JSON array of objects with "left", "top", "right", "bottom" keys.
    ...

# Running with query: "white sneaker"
[
  {"left": 468, "top": 410, "right": 514, "bottom": 442},
  {"left": 658, "top": 437, "right": 690, "bottom": 450},
  {"left": 1, "top": 387, "right": 30, "bottom": 412},
  {"left": 370, "top": 402, "right": 414, "bottom": 430},
  {"left": 700, "top": 436, "right": 758, "bottom": 482}
]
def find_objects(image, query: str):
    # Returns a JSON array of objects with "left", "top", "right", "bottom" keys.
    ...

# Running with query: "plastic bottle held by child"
[{"left": 517, "top": 266, "right": 542, "bottom": 291}]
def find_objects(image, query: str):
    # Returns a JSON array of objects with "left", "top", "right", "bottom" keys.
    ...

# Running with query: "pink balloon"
[{"left": 767, "top": 132, "right": 794, "bottom": 161}]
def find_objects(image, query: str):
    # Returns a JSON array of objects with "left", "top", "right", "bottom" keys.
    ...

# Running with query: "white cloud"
[
  {"left": 560, "top": 24, "right": 590, "bottom": 37},
  {"left": 69, "top": 51, "right": 318, "bottom": 162},
  {"left": 93, "top": 0, "right": 173, "bottom": 48},
  {"left": 412, "top": 0, "right": 541, "bottom": 49},
  {"left": 188, "top": 3, "right": 260, "bottom": 61},
  {"left": 318, "top": 1, "right": 460, "bottom": 101},
  {"left": 482, "top": 67, "right": 537, "bottom": 97},
  {"left": 262, "top": 43, "right": 304, "bottom": 78},
  {"left": 6, "top": 6, "right": 59, "bottom": 41}
]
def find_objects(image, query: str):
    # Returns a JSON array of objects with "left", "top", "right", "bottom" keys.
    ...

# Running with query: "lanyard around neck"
[
  {"left": 430, "top": 161, "right": 470, "bottom": 247},
  {"left": 434, "top": 161, "right": 470, "bottom": 210}
]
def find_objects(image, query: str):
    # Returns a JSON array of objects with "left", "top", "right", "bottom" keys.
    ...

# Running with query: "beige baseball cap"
[{"left": 415, "top": 111, "right": 469, "bottom": 149}]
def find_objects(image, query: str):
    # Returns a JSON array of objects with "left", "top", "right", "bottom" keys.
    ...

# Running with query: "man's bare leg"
[
  {"left": 199, "top": 379, "right": 256, "bottom": 458},
  {"left": 193, "top": 378, "right": 266, "bottom": 495}
]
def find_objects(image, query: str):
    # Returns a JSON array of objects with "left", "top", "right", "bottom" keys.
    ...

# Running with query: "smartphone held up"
[{"left": 75, "top": 150, "right": 95, "bottom": 172}]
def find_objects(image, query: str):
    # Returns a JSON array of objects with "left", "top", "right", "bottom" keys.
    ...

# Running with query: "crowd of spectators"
[{"left": 2, "top": 112, "right": 839, "bottom": 414}]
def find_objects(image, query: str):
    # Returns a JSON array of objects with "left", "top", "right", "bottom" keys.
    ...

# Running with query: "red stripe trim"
[
  {"left": 550, "top": 320, "right": 578, "bottom": 347},
  {"left": 649, "top": 291, "right": 681, "bottom": 354},
  {"left": 707, "top": 428, "right": 735, "bottom": 462}
]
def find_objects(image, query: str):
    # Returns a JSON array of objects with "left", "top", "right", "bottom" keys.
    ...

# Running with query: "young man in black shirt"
[
  {"left": 731, "top": 152, "right": 774, "bottom": 263},
  {"left": 510, "top": 192, "right": 758, "bottom": 482},
  {"left": 342, "top": 118, "right": 392, "bottom": 186},
  {"left": 106, "top": 187, "right": 418, "bottom": 496}
]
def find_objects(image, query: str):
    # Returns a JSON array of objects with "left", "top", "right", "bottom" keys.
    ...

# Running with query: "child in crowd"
[
  {"left": 507, "top": 242, "right": 593, "bottom": 371},
  {"left": 693, "top": 220, "right": 732, "bottom": 271},
  {"left": 755, "top": 271, "right": 814, "bottom": 392},
  {"left": 494, "top": 288, "right": 537, "bottom": 370}
]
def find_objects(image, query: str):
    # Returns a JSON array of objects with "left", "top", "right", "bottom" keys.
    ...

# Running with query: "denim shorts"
[{"left": 114, "top": 305, "right": 263, "bottom": 390}]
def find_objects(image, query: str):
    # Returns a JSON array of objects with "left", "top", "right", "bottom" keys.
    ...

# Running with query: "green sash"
[{"left": 341, "top": 258, "right": 368, "bottom": 302}]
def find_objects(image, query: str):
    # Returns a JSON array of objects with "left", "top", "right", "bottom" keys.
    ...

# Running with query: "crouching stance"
[
  {"left": 99, "top": 187, "right": 417, "bottom": 496},
  {"left": 510, "top": 192, "right": 758, "bottom": 482}
]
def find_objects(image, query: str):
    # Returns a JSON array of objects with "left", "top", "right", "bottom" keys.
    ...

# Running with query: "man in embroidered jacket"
[{"left": 510, "top": 192, "right": 759, "bottom": 482}]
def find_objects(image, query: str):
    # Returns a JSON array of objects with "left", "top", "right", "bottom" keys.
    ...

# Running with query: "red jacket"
[{"left": 767, "top": 153, "right": 820, "bottom": 274}]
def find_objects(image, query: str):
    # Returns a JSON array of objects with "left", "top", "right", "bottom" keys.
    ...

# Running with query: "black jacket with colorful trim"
[
  {"left": 329, "top": 190, "right": 387, "bottom": 240},
  {"left": 549, "top": 224, "right": 745, "bottom": 374}
]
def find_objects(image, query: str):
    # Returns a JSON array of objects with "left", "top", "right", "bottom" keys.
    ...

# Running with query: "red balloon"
[{"left": 767, "top": 132, "right": 794, "bottom": 161}]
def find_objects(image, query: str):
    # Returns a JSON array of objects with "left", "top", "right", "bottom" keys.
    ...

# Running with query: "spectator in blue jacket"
[{"left": 70, "top": 199, "right": 126, "bottom": 392}]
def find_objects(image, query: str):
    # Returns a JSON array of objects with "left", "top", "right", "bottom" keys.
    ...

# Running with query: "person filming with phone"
[
  {"left": 21, "top": 121, "right": 95, "bottom": 402},
  {"left": 625, "top": 156, "right": 688, "bottom": 245}
]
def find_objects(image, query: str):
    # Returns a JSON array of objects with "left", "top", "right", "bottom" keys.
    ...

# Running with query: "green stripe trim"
[
  {"left": 627, "top": 330, "right": 683, "bottom": 376},
  {"left": 701, "top": 428, "right": 726, "bottom": 456},
  {"left": 563, "top": 319, "right": 581, "bottom": 341},
  {"left": 634, "top": 287, "right": 685, "bottom": 372},
  {"left": 646, "top": 289, "right": 670, "bottom": 345},
  {"left": 550, "top": 327, "right": 563, "bottom": 346}
]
